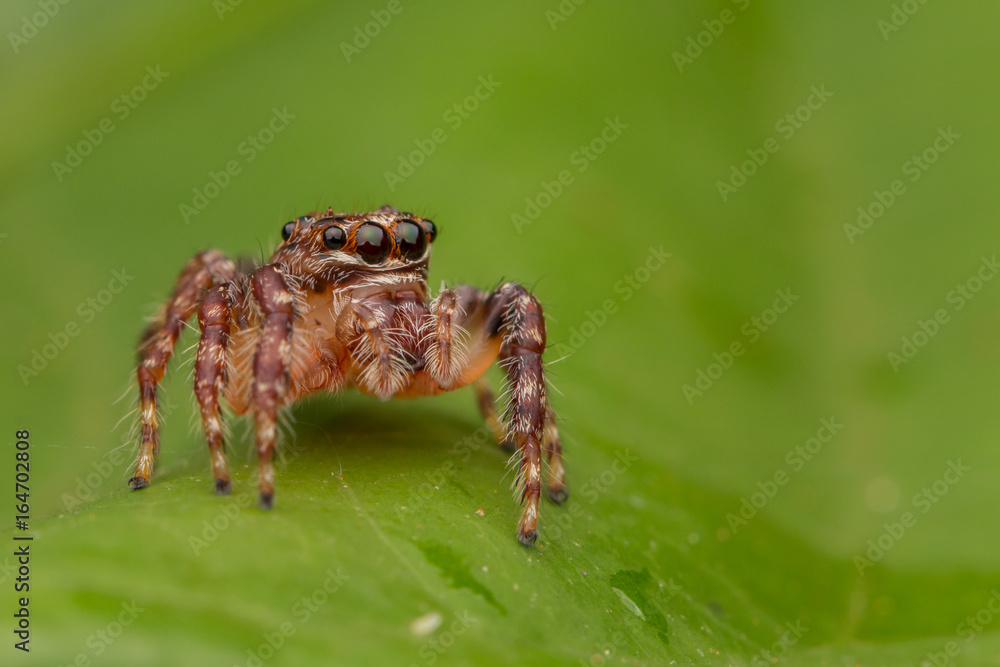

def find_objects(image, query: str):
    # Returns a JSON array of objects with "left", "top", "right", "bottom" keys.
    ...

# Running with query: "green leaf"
[{"left": 4, "top": 1, "right": 1000, "bottom": 665}]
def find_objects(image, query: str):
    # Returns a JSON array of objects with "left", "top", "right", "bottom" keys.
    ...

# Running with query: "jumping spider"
[{"left": 129, "top": 205, "right": 566, "bottom": 546}]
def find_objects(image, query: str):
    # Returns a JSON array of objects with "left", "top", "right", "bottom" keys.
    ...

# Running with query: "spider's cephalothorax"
[{"left": 129, "top": 205, "right": 566, "bottom": 546}]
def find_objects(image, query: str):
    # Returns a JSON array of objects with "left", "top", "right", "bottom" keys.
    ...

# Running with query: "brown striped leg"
[
  {"left": 195, "top": 282, "right": 239, "bottom": 494},
  {"left": 425, "top": 285, "right": 512, "bottom": 450},
  {"left": 473, "top": 378, "right": 514, "bottom": 453},
  {"left": 130, "top": 250, "right": 236, "bottom": 490},
  {"left": 486, "top": 282, "right": 549, "bottom": 547},
  {"left": 250, "top": 265, "right": 296, "bottom": 509},
  {"left": 542, "top": 397, "right": 567, "bottom": 504}
]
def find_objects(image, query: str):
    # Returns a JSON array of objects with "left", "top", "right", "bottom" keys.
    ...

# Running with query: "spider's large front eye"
[
  {"left": 355, "top": 223, "right": 390, "bottom": 264},
  {"left": 323, "top": 226, "right": 346, "bottom": 251},
  {"left": 419, "top": 219, "right": 437, "bottom": 243},
  {"left": 281, "top": 221, "right": 297, "bottom": 241},
  {"left": 396, "top": 220, "right": 427, "bottom": 260}
]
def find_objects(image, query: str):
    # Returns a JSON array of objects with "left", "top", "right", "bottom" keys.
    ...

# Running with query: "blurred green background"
[{"left": 3, "top": 1, "right": 1000, "bottom": 665}]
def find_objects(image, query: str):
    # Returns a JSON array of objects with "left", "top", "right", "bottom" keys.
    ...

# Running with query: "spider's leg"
[
  {"left": 424, "top": 286, "right": 511, "bottom": 451},
  {"left": 473, "top": 377, "right": 514, "bottom": 453},
  {"left": 542, "top": 395, "right": 567, "bottom": 504},
  {"left": 130, "top": 250, "right": 236, "bottom": 490},
  {"left": 195, "top": 282, "right": 240, "bottom": 494},
  {"left": 250, "top": 265, "right": 296, "bottom": 509},
  {"left": 416, "top": 282, "right": 564, "bottom": 546},
  {"left": 482, "top": 282, "right": 551, "bottom": 547}
]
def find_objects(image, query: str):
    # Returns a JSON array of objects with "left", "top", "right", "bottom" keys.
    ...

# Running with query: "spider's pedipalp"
[
  {"left": 424, "top": 288, "right": 470, "bottom": 389},
  {"left": 351, "top": 301, "right": 409, "bottom": 400}
]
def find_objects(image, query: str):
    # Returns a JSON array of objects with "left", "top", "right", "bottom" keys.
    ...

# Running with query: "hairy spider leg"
[
  {"left": 473, "top": 377, "right": 515, "bottom": 452},
  {"left": 130, "top": 250, "right": 236, "bottom": 489},
  {"left": 249, "top": 265, "right": 296, "bottom": 508},
  {"left": 194, "top": 282, "right": 241, "bottom": 494},
  {"left": 423, "top": 282, "right": 566, "bottom": 546}
]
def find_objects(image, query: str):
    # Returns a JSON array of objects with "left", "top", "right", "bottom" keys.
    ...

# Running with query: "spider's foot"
[
  {"left": 499, "top": 439, "right": 516, "bottom": 454},
  {"left": 128, "top": 476, "right": 149, "bottom": 490},
  {"left": 258, "top": 491, "right": 274, "bottom": 510},
  {"left": 214, "top": 478, "right": 231, "bottom": 495},
  {"left": 517, "top": 528, "right": 538, "bottom": 548},
  {"left": 547, "top": 486, "right": 568, "bottom": 505}
]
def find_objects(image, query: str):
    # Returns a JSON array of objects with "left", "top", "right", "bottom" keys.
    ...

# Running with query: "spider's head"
[{"left": 271, "top": 204, "right": 436, "bottom": 298}]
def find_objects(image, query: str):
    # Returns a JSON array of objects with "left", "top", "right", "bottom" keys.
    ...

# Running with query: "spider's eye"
[
  {"left": 355, "top": 223, "right": 390, "bottom": 264},
  {"left": 396, "top": 220, "right": 427, "bottom": 260},
  {"left": 419, "top": 219, "right": 437, "bottom": 243},
  {"left": 323, "top": 225, "right": 346, "bottom": 251},
  {"left": 281, "top": 221, "right": 297, "bottom": 241}
]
